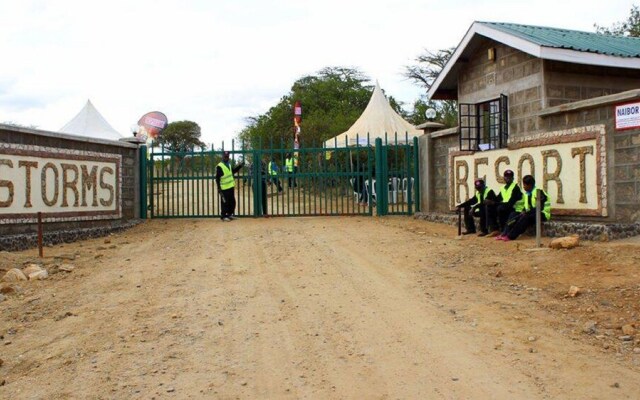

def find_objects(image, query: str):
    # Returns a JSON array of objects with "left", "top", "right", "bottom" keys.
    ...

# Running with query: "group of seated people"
[{"left": 456, "top": 170, "right": 551, "bottom": 242}]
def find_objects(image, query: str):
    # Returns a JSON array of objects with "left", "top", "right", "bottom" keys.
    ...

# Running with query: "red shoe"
[
  {"left": 495, "top": 235, "right": 504, "bottom": 241},
  {"left": 501, "top": 236, "right": 511, "bottom": 242}
]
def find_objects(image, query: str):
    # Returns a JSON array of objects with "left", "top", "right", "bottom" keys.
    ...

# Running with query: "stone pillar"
[
  {"left": 121, "top": 137, "right": 146, "bottom": 219},
  {"left": 417, "top": 122, "right": 445, "bottom": 212}
]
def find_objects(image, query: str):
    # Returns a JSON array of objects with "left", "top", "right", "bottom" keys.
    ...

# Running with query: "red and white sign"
[
  {"left": 615, "top": 101, "right": 640, "bottom": 130},
  {"left": 137, "top": 111, "right": 168, "bottom": 140}
]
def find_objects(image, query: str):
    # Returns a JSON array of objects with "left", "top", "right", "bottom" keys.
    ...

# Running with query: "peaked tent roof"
[
  {"left": 60, "top": 100, "right": 123, "bottom": 140},
  {"left": 428, "top": 21, "right": 640, "bottom": 100},
  {"left": 324, "top": 82, "right": 421, "bottom": 148}
]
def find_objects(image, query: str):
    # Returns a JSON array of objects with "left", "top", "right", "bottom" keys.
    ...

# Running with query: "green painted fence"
[{"left": 145, "top": 135, "right": 418, "bottom": 218}]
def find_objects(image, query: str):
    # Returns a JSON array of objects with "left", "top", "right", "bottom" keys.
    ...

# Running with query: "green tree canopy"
[
  {"left": 403, "top": 48, "right": 458, "bottom": 127},
  {"left": 237, "top": 67, "right": 407, "bottom": 149},
  {"left": 595, "top": 4, "right": 640, "bottom": 37},
  {"left": 157, "top": 120, "right": 206, "bottom": 152}
]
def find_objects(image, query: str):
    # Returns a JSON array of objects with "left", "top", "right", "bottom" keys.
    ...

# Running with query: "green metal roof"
[{"left": 479, "top": 22, "right": 640, "bottom": 58}]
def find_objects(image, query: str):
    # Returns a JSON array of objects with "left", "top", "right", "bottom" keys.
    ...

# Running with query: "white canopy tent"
[
  {"left": 59, "top": 100, "right": 123, "bottom": 141},
  {"left": 324, "top": 82, "right": 422, "bottom": 148}
]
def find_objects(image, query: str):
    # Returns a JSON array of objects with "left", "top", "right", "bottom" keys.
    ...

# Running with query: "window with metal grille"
[{"left": 458, "top": 94, "right": 508, "bottom": 151}]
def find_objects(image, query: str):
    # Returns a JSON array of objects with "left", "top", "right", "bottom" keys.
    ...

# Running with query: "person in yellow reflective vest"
[
  {"left": 285, "top": 153, "right": 297, "bottom": 188},
  {"left": 498, "top": 175, "right": 551, "bottom": 241},
  {"left": 456, "top": 179, "right": 499, "bottom": 236},
  {"left": 490, "top": 169, "right": 523, "bottom": 236},
  {"left": 268, "top": 157, "right": 283, "bottom": 193},
  {"left": 215, "top": 151, "right": 244, "bottom": 222}
]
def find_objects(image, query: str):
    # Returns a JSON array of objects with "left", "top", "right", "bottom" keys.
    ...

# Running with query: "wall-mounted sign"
[
  {"left": 615, "top": 101, "right": 640, "bottom": 131},
  {"left": 450, "top": 130, "right": 607, "bottom": 217},
  {"left": 0, "top": 144, "right": 121, "bottom": 223}
]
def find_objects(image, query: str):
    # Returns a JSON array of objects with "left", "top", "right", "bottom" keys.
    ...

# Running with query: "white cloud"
[{"left": 0, "top": 0, "right": 633, "bottom": 144}]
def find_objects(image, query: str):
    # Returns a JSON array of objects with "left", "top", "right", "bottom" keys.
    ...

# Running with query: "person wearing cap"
[
  {"left": 216, "top": 151, "right": 244, "bottom": 222},
  {"left": 490, "top": 169, "right": 523, "bottom": 237},
  {"left": 456, "top": 179, "right": 499, "bottom": 236},
  {"left": 498, "top": 175, "right": 551, "bottom": 241}
]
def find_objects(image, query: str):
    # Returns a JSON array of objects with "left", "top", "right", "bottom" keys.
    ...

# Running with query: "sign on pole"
[
  {"left": 136, "top": 111, "right": 168, "bottom": 142},
  {"left": 293, "top": 101, "right": 301, "bottom": 149}
]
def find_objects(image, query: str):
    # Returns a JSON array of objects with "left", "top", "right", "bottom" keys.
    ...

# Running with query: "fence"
[{"left": 143, "top": 134, "right": 419, "bottom": 218}]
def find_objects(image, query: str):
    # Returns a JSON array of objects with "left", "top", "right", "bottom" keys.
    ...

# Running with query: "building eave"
[{"left": 427, "top": 22, "right": 640, "bottom": 101}]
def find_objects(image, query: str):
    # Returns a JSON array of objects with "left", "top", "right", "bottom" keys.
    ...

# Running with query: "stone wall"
[
  {"left": 613, "top": 128, "right": 640, "bottom": 222},
  {"left": 0, "top": 124, "right": 141, "bottom": 250},
  {"left": 420, "top": 90, "right": 640, "bottom": 234},
  {"left": 538, "top": 92, "right": 640, "bottom": 222},
  {"left": 414, "top": 212, "right": 640, "bottom": 241},
  {"left": 430, "top": 130, "right": 458, "bottom": 212}
]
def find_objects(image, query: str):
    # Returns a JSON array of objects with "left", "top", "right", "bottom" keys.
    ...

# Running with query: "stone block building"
[{"left": 418, "top": 22, "right": 640, "bottom": 239}]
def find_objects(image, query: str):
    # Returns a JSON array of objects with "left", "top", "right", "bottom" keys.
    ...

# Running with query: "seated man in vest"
[
  {"left": 215, "top": 151, "right": 244, "bottom": 222},
  {"left": 498, "top": 175, "right": 551, "bottom": 241},
  {"left": 456, "top": 179, "right": 499, "bottom": 237},
  {"left": 490, "top": 169, "right": 523, "bottom": 236}
]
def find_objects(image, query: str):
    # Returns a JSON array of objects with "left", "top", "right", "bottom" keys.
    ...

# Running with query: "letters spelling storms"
[{"left": 0, "top": 157, "right": 116, "bottom": 210}]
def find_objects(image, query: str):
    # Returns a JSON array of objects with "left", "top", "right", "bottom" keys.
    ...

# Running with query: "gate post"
[
  {"left": 375, "top": 138, "right": 387, "bottom": 216},
  {"left": 139, "top": 144, "right": 148, "bottom": 219},
  {"left": 252, "top": 150, "right": 262, "bottom": 217},
  {"left": 412, "top": 136, "right": 420, "bottom": 213}
]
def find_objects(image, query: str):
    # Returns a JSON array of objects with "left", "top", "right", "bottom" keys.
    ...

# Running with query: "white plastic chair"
[
  {"left": 365, "top": 179, "right": 376, "bottom": 205},
  {"left": 388, "top": 177, "right": 400, "bottom": 204},
  {"left": 402, "top": 177, "right": 414, "bottom": 202},
  {"left": 349, "top": 178, "right": 359, "bottom": 202}
]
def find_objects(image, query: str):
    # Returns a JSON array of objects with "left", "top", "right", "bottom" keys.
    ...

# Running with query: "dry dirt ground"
[{"left": 1, "top": 216, "right": 639, "bottom": 399}]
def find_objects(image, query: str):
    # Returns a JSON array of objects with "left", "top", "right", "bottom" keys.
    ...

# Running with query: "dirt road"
[{"left": 1, "top": 217, "right": 639, "bottom": 399}]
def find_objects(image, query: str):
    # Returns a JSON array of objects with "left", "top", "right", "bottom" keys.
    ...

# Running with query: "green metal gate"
[{"left": 142, "top": 136, "right": 419, "bottom": 218}]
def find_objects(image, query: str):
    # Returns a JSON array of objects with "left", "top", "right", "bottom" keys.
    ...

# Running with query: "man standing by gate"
[
  {"left": 268, "top": 157, "right": 283, "bottom": 193},
  {"left": 285, "top": 153, "right": 297, "bottom": 188},
  {"left": 216, "top": 151, "right": 244, "bottom": 222}
]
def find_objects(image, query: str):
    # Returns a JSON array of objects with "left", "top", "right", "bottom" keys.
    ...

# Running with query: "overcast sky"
[{"left": 0, "top": 0, "right": 635, "bottom": 145}]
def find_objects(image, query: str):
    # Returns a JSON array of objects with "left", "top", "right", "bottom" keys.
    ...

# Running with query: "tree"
[
  {"left": 406, "top": 97, "right": 458, "bottom": 128},
  {"left": 156, "top": 120, "right": 206, "bottom": 174},
  {"left": 238, "top": 67, "right": 395, "bottom": 149},
  {"left": 595, "top": 4, "right": 640, "bottom": 37},
  {"left": 157, "top": 120, "right": 206, "bottom": 152},
  {"left": 404, "top": 48, "right": 454, "bottom": 90},
  {"left": 403, "top": 48, "right": 458, "bottom": 128},
  {"left": 2, "top": 121, "right": 39, "bottom": 129}
]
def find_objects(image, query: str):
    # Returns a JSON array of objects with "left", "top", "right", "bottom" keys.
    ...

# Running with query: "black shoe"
[{"left": 462, "top": 231, "right": 476, "bottom": 235}]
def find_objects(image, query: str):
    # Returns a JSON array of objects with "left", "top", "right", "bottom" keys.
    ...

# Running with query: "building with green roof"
[{"left": 419, "top": 22, "right": 640, "bottom": 237}]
